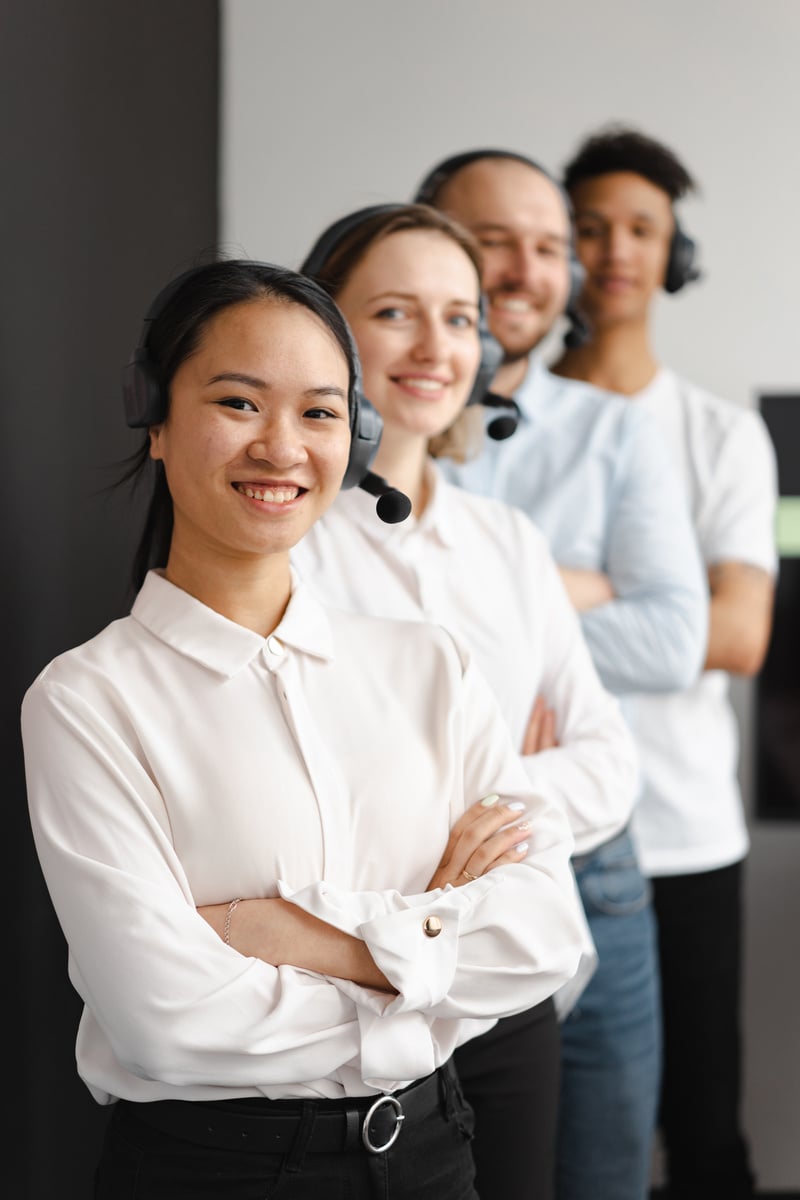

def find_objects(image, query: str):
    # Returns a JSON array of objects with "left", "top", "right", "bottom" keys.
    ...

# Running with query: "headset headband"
[
  {"left": 301, "top": 204, "right": 407, "bottom": 279},
  {"left": 414, "top": 148, "right": 570, "bottom": 211}
]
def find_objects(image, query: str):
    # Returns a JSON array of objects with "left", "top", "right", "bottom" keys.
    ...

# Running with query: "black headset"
[
  {"left": 413, "top": 149, "right": 589, "bottom": 349},
  {"left": 664, "top": 220, "right": 701, "bottom": 294},
  {"left": 301, "top": 202, "right": 521, "bottom": 441},
  {"left": 122, "top": 260, "right": 411, "bottom": 523}
]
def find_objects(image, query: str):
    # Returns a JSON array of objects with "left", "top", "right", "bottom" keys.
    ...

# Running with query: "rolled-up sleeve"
[
  {"left": 23, "top": 640, "right": 584, "bottom": 1098},
  {"left": 281, "top": 644, "right": 585, "bottom": 1026}
]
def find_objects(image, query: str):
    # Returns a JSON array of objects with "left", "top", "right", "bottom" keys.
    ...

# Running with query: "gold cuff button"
[{"left": 423, "top": 915, "right": 443, "bottom": 938}]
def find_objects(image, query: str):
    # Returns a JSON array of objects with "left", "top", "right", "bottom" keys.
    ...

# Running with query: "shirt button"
[
  {"left": 422, "top": 915, "right": 442, "bottom": 938},
  {"left": 266, "top": 636, "right": 283, "bottom": 656}
]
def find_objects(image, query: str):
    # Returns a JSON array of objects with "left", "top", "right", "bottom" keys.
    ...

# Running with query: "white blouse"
[
  {"left": 21, "top": 570, "right": 586, "bottom": 1106},
  {"left": 293, "top": 466, "right": 639, "bottom": 858}
]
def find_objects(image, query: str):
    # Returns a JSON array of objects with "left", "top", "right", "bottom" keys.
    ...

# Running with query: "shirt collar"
[
  {"left": 327, "top": 464, "right": 458, "bottom": 550},
  {"left": 131, "top": 569, "right": 335, "bottom": 677}
]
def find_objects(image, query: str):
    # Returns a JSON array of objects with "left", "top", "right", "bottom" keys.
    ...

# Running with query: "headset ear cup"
[
  {"left": 664, "top": 223, "right": 699, "bottom": 294},
  {"left": 122, "top": 349, "right": 165, "bottom": 428},
  {"left": 338, "top": 320, "right": 383, "bottom": 490},
  {"left": 341, "top": 390, "right": 383, "bottom": 490},
  {"left": 561, "top": 255, "right": 589, "bottom": 348},
  {"left": 568, "top": 255, "right": 586, "bottom": 313},
  {"left": 466, "top": 299, "right": 504, "bottom": 409}
]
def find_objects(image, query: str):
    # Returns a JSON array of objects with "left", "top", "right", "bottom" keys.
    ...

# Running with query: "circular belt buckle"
[{"left": 361, "top": 1093, "right": 405, "bottom": 1154}]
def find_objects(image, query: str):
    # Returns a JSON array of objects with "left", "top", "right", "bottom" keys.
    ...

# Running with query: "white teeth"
[
  {"left": 236, "top": 484, "right": 299, "bottom": 503},
  {"left": 398, "top": 377, "right": 444, "bottom": 391},
  {"left": 496, "top": 298, "right": 532, "bottom": 313}
]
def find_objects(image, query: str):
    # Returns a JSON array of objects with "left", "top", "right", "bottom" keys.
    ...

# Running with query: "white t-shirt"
[
  {"left": 21, "top": 571, "right": 586, "bottom": 1105},
  {"left": 628, "top": 367, "right": 778, "bottom": 875}
]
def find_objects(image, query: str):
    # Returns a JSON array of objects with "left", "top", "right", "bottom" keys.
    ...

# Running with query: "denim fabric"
[{"left": 557, "top": 828, "right": 662, "bottom": 1200}]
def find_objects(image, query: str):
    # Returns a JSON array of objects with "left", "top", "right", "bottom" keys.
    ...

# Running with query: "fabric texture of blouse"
[
  {"left": 293, "top": 467, "right": 639, "bottom": 860},
  {"left": 22, "top": 570, "right": 585, "bottom": 1105}
]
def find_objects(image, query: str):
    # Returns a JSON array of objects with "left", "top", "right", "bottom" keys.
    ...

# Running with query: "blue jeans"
[{"left": 556, "top": 828, "right": 662, "bottom": 1200}]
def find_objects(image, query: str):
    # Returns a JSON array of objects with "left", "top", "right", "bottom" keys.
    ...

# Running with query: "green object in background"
[{"left": 776, "top": 496, "right": 800, "bottom": 557}]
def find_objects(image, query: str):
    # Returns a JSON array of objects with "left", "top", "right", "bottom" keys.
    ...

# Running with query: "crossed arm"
[
  {"left": 199, "top": 795, "right": 533, "bottom": 989},
  {"left": 704, "top": 561, "right": 774, "bottom": 675},
  {"left": 560, "top": 559, "right": 774, "bottom": 678},
  {"left": 558, "top": 567, "right": 615, "bottom": 614}
]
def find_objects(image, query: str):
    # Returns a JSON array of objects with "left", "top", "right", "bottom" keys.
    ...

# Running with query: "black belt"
[{"left": 117, "top": 1064, "right": 448, "bottom": 1157}]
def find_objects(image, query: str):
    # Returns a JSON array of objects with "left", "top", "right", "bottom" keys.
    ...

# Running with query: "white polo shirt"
[
  {"left": 628, "top": 368, "right": 778, "bottom": 875},
  {"left": 22, "top": 570, "right": 586, "bottom": 1104}
]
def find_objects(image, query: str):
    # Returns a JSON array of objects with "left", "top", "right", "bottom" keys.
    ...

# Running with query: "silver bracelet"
[{"left": 223, "top": 898, "right": 242, "bottom": 945}]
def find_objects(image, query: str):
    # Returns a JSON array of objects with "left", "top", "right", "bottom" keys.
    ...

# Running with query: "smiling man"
[
  {"left": 552, "top": 125, "right": 778, "bottom": 1200},
  {"left": 416, "top": 149, "right": 709, "bottom": 1200}
]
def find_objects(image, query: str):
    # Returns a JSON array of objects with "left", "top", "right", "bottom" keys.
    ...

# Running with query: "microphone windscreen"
[
  {"left": 376, "top": 488, "right": 412, "bottom": 524},
  {"left": 487, "top": 414, "right": 519, "bottom": 441}
]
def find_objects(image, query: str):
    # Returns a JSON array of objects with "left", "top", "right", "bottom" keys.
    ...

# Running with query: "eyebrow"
[
  {"left": 472, "top": 222, "right": 570, "bottom": 247},
  {"left": 207, "top": 372, "right": 267, "bottom": 388},
  {"left": 365, "top": 290, "right": 479, "bottom": 308},
  {"left": 206, "top": 372, "right": 347, "bottom": 399},
  {"left": 576, "top": 207, "right": 659, "bottom": 225}
]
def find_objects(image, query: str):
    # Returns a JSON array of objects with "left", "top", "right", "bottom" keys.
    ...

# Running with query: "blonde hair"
[{"left": 429, "top": 404, "right": 486, "bottom": 463}]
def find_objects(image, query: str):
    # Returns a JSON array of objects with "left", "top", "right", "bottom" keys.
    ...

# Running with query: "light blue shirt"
[{"left": 440, "top": 358, "right": 708, "bottom": 698}]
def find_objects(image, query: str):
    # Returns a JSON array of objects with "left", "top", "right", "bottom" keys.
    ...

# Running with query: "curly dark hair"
[{"left": 562, "top": 125, "right": 698, "bottom": 202}]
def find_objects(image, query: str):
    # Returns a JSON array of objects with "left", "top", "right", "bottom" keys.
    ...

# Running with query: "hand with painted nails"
[{"left": 425, "top": 793, "right": 532, "bottom": 891}]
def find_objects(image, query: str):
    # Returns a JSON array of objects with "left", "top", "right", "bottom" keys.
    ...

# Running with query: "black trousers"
[
  {"left": 94, "top": 1060, "right": 477, "bottom": 1200},
  {"left": 454, "top": 998, "right": 561, "bottom": 1200},
  {"left": 652, "top": 861, "right": 756, "bottom": 1198}
]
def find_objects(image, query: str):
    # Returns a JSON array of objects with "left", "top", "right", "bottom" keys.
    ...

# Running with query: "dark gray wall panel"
[{"left": 1, "top": 3, "right": 218, "bottom": 1194}]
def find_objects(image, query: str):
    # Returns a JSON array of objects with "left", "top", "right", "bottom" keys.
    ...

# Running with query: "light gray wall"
[{"left": 220, "top": 0, "right": 800, "bottom": 1186}]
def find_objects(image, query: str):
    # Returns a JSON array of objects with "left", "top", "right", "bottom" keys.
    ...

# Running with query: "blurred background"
[{"left": 4, "top": 2, "right": 798, "bottom": 1194}]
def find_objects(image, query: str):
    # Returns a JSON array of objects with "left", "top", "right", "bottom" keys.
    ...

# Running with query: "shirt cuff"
[{"left": 277, "top": 877, "right": 483, "bottom": 1010}]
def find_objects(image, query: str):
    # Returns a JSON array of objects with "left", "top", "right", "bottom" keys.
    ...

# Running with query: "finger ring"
[{"left": 461, "top": 868, "right": 479, "bottom": 882}]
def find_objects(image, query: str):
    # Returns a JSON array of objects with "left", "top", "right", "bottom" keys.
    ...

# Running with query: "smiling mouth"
[
  {"left": 492, "top": 296, "right": 536, "bottom": 313},
  {"left": 392, "top": 376, "right": 448, "bottom": 391},
  {"left": 233, "top": 483, "right": 304, "bottom": 504}
]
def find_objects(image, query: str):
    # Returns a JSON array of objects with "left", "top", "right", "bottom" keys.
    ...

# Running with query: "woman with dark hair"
[
  {"left": 292, "top": 205, "right": 640, "bottom": 1200},
  {"left": 21, "top": 258, "right": 586, "bottom": 1199}
]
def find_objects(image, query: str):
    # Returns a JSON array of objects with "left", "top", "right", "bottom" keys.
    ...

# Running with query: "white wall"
[{"left": 221, "top": 1, "right": 800, "bottom": 1186}]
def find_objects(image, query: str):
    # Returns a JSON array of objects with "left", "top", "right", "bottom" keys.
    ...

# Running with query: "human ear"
[{"left": 148, "top": 424, "right": 165, "bottom": 462}]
